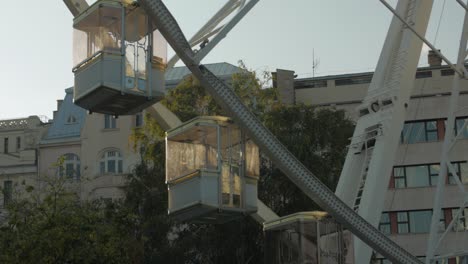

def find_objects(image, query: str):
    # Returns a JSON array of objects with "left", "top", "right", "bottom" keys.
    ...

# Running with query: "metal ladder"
[{"left": 353, "top": 147, "right": 373, "bottom": 212}]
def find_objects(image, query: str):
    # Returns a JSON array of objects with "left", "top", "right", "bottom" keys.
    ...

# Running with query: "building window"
[
  {"left": 415, "top": 70, "right": 432, "bottom": 79},
  {"left": 3, "top": 181, "right": 12, "bottom": 206},
  {"left": 448, "top": 162, "right": 468, "bottom": 185},
  {"left": 391, "top": 163, "right": 463, "bottom": 189},
  {"left": 441, "top": 69, "right": 455, "bottom": 76},
  {"left": 393, "top": 167, "right": 406, "bottom": 188},
  {"left": 397, "top": 212, "right": 409, "bottom": 234},
  {"left": 3, "top": 138, "right": 8, "bottom": 153},
  {"left": 395, "top": 210, "right": 433, "bottom": 234},
  {"left": 104, "top": 114, "right": 117, "bottom": 129},
  {"left": 16, "top": 136, "right": 21, "bottom": 151},
  {"left": 409, "top": 210, "right": 432, "bottom": 233},
  {"left": 401, "top": 120, "right": 439, "bottom": 144},
  {"left": 379, "top": 212, "right": 391, "bottom": 235},
  {"left": 405, "top": 165, "right": 430, "bottom": 188},
  {"left": 66, "top": 115, "right": 77, "bottom": 124},
  {"left": 455, "top": 118, "right": 468, "bottom": 139},
  {"left": 59, "top": 154, "right": 81, "bottom": 180},
  {"left": 135, "top": 112, "right": 143, "bottom": 127},
  {"left": 99, "top": 150, "right": 123, "bottom": 174},
  {"left": 450, "top": 208, "right": 468, "bottom": 231},
  {"left": 429, "top": 164, "right": 440, "bottom": 186},
  {"left": 382, "top": 209, "right": 458, "bottom": 234}
]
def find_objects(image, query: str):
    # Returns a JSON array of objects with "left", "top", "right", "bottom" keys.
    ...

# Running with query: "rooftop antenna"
[{"left": 312, "top": 48, "right": 320, "bottom": 79}]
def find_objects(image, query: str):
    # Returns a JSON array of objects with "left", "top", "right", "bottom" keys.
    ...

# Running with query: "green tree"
[
  {"left": 260, "top": 104, "right": 354, "bottom": 216},
  {"left": 0, "top": 175, "right": 133, "bottom": 264}
]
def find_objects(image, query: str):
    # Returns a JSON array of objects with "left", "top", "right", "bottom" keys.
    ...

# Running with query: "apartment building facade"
[
  {"left": 0, "top": 62, "right": 241, "bottom": 208},
  {"left": 287, "top": 55, "right": 468, "bottom": 262},
  {"left": 0, "top": 116, "right": 48, "bottom": 218}
]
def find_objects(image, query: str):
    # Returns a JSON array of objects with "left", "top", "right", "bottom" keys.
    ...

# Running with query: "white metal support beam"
[
  {"left": 166, "top": 0, "right": 259, "bottom": 69},
  {"left": 336, "top": 0, "right": 433, "bottom": 263},
  {"left": 426, "top": 2, "right": 468, "bottom": 260},
  {"left": 193, "top": 0, "right": 259, "bottom": 64},
  {"left": 380, "top": 0, "right": 465, "bottom": 78}
]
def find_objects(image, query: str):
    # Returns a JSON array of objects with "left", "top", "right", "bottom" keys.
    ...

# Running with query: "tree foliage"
[{"left": 0, "top": 177, "right": 133, "bottom": 264}]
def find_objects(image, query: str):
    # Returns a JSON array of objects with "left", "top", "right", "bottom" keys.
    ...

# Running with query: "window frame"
[
  {"left": 3, "top": 138, "right": 8, "bottom": 153},
  {"left": 16, "top": 136, "right": 21, "bottom": 151},
  {"left": 391, "top": 162, "right": 468, "bottom": 189},
  {"left": 401, "top": 119, "right": 442, "bottom": 144},
  {"left": 104, "top": 114, "right": 117, "bottom": 129},
  {"left": 393, "top": 167, "right": 406, "bottom": 188},
  {"left": 99, "top": 150, "right": 123, "bottom": 175},
  {"left": 135, "top": 112, "right": 143, "bottom": 127},
  {"left": 3, "top": 180, "right": 12, "bottom": 206},
  {"left": 379, "top": 212, "right": 391, "bottom": 235},
  {"left": 397, "top": 211, "right": 410, "bottom": 234},
  {"left": 58, "top": 153, "right": 81, "bottom": 180}
]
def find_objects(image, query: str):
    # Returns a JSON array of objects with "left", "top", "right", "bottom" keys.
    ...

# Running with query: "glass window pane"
[
  {"left": 456, "top": 119, "right": 468, "bottom": 138},
  {"left": 426, "top": 131, "right": 438, "bottom": 141},
  {"left": 108, "top": 160, "right": 116, "bottom": 173},
  {"left": 395, "top": 178, "right": 406, "bottom": 188},
  {"left": 397, "top": 212, "right": 408, "bottom": 221},
  {"left": 398, "top": 224, "right": 409, "bottom": 234},
  {"left": 403, "top": 122, "right": 425, "bottom": 143},
  {"left": 452, "top": 209, "right": 465, "bottom": 231},
  {"left": 430, "top": 164, "right": 440, "bottom": 175},
  {"left": 448, "top": 163, "right": 461, "bottom": 185},
  {"left": 380, "top": 212, "right": 390, "bottom": 223},
  {"left": 118, "top": 160, "right": 123, "bottom": 173},
  {"left": 394, "top": 167, "right": 405, "bottom": 177},
  {"left": 406, "top": 165, "right": 430, "bottom": 187},
  {"left": 426, "top": 121, "right": 437, "bottom": 130},
  {"left": 461, "top": 163, "right": 468, "bottom": 184},
  {"left": 3, "top": 181, "right": 12, "bottom": 206},
  {"left": 409, "top": 210, "right": 432, "bottom": 233},
  {"left": 100, "top": 161, "right": 105, "bottom": 174},
  {"left": 66, "top": 164, "right": 74, "bottom": 178},
  {"left": 105, "top": 115, "right": 110, "bottom": 128}
]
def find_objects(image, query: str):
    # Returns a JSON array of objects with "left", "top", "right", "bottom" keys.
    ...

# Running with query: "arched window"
[
  {"left": 59, "top": 153, "right": 81, "bottom": 180},
  {"left": 99, "top": 150, "right": 123, "bottom": 174}
]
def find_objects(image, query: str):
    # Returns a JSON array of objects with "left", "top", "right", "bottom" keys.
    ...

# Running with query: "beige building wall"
[
  {"left": 0, "top": 116, "right": 48, "bottom": 209},
  {"left": 80, "top": 113, "right": 140, "bottom": 200},
  {"left": 292, "top": 65, "right": 468, "bottom": 260}
]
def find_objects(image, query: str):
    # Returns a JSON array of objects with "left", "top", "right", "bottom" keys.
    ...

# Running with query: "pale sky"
[{"left": 0, "top": 0, "right": 463, "bottom": 119}]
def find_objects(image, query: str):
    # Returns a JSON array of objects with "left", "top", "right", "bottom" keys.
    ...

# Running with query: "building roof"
[
  {"left": 294, "top": 64, "right": 456, "bottom": 89},
  {"left": 41, "top": 88, "right": 86, "bottom": 142},
  {"left": 165, "top": 62, "right": 242, "bottom": 88}
]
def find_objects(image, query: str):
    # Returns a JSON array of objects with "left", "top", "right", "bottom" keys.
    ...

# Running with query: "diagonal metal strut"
[{"left": 138, "top": 0, "right": 423, "bottom": 263}]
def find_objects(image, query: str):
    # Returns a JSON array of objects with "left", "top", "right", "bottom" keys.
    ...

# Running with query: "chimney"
[
  {"left": 274, "top": 69, "right": 296, "bottom": 105},
  {"left": 428, "top": 49, "right": 442, "bottom": 67},
  {"left": 57, "top": 100, "right": 63, "bottom": 111}
]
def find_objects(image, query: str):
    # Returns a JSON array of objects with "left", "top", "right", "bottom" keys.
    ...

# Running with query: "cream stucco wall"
[
  {"left": 0, "top": 116, "right": 48, "bottom": 209},
  {"left": 80, "top": 113, "right": 140, "bottom": 200}
]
